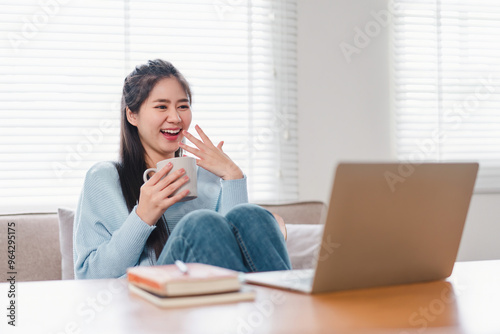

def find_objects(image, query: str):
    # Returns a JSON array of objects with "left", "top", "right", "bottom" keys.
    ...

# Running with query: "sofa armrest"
[{"left": 257, "top": 201, "right": 326, "bottom": 225}]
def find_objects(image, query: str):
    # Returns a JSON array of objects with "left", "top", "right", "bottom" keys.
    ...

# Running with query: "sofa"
[{"left": 0, "top": 201, "right": 326, "bottom": 282}]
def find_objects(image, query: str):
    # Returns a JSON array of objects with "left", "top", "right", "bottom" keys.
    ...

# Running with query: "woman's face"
[{"left": 127, "top": 77, "right": 192, "bottom": 166}]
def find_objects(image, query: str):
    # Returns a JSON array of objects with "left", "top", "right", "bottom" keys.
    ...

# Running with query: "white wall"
[{"left": 297, "top": 0, "right": 500, "bottom": 261}]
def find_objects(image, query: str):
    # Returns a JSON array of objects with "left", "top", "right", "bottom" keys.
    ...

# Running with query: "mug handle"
[{"left": 143, "top": 168, "right": 157, "bottom": 183}]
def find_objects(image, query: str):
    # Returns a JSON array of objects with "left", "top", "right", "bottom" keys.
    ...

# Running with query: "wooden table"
[{"left": 1, "top": 260, "right": 500, "bottom": 334}]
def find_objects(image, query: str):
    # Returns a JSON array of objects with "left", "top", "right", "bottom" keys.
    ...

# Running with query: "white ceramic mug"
[{"left": 143, "top": 157, "right": 198, "bottom": 202}]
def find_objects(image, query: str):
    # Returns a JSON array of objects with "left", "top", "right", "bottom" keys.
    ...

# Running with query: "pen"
[{"left": 175, "top": 260, "right": 189, "bottom": 275}]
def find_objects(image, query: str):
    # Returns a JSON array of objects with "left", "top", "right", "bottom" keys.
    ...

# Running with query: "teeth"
[{"left": 161, "top": 129, "right": 180, "bottom": 134}]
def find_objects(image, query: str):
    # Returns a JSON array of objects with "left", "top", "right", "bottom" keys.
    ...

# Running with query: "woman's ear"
[{"left": 126, "top": 107, "right": 138, "bottom": 126}]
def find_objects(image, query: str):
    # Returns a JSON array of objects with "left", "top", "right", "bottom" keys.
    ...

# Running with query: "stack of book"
[{"left": 127, "top": 262, "right": 255, "bottom": 308}]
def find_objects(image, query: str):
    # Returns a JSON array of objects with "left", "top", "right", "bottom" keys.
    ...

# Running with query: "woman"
[{"left": 73, "top": 59, "right": 291, "bottom": 279}]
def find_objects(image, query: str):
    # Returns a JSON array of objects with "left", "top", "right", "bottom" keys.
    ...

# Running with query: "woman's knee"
[
  {"left": 227, "top": 203, "right": 270, "bottom": 218},
  {"left": 173, "top": 209, "right": 230, "bottom": 237},
  {"left": 226, "top": 203, "right": 277, "bottom": 230}
]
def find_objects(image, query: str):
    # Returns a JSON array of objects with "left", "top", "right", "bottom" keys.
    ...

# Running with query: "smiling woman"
[
  {"left": 124, "top": 67, "right": 193, "bottom": 168},
  {"left": 72, "top": 59, "right": 291, "bottom": 279}
]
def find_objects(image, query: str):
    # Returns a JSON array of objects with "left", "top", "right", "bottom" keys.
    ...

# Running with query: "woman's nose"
[{"left": 166, "top": 109, "right": 181, "bottom": 123}]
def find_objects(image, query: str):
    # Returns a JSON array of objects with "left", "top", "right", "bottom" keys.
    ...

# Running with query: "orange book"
[{"left": 127, "top": 263, "right": 242, "bottom": 297}]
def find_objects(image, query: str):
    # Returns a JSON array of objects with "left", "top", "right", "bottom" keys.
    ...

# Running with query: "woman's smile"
[{"left": 160, "top": 128, "right": 182, "bottom": 141}]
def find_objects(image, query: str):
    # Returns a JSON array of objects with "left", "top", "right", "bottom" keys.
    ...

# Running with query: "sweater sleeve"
[
  {"left": 217, "top": 175, "right": 249, "bottom": 215},
  {"left": 73, "top": 162, "right": 156, "bottom": 279}
]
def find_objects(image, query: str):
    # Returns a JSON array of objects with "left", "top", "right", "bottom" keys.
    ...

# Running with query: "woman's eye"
[
  {"left": 156, "top": 105, "right": 167, "bottom": 110},
  {"left": 179, "top": 105, "right": 189, "bottom": 110}
]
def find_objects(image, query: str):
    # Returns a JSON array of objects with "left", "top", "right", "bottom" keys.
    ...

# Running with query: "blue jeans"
[{"left": 156, "top": 203, "right": 291, "bottom": 272}]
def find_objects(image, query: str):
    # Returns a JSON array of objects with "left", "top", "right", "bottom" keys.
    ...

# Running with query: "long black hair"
[{"left": 115, "top": 59, "right": 192, "bottom": 260}]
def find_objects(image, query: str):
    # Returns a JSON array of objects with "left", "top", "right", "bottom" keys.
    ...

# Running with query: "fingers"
[
  {"left": 137, "top": 178, "right": 189, "bottom": 225},
  {"left": 180, "top": 126, "right": 210, "bottom": 161},
  {"left": 182, "top": 129, "right": 206, "bottom": 150},
  {"left": 138, "top": 164, "right": 190, "bottom": 226},
  {"left": 162, "top": 176, "right": 190, "bottom": 200},
  {"left": 180, "top": 124, "right": 241, "bottom": 180},
  {"left": 156, "top": 167, "right": 187, "bottom": 192},
  {"left": 152, "top": 170, "right": 190, "bottom": 204},
  {"left": 194, "top": 124, "right": 214, "bottom": 146},
  {"left": 179, "top": 140, "right": 201, "bottom": 157},
  {"left": 145, "top": 162, "right": 173, "bottom": 185},
  {"left": 168, "top": 188, "right": 191, "bottom": 203},
  {"left": 182, "top": 125, "right": 215, "bottom": 153},
  {"left": 181, "top": 125, "right": 223, "bottom": 159},
  {"left": 145, "top": 164, "right": 190, "bottom": 197}
]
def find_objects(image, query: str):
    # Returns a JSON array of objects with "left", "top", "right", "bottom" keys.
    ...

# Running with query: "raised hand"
[{"left": 180, "top": 124, "right": 243, "bottom": 180}]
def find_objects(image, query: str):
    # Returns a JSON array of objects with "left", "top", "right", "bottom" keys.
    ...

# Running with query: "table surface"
[{"left": 1, "top": 260, "right": 500, "bottom": 334}]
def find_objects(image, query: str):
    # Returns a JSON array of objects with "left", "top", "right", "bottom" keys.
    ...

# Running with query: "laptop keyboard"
[
  {"left": 244, "top": 269, "right": 315, "bottom": 292},
  {"left": 281, "top": 269, "right": 314, "bottom": 287},
  {"left": 288, "top": 276, "right": 313, "bottom": 286}
]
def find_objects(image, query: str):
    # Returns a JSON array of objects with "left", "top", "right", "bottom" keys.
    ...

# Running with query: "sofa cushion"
[
  {"left": 58, "top": 208, "right": 75, "bottom": 280},
  {"left": 259, "top": 202, "right": 325, "bottom": 269},
  {"left": 286, "top": 224, "right": 323, "bottom": 269}
]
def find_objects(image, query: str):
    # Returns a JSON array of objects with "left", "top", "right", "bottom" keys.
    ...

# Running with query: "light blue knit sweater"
[{"left": 73, "top": 161, "right": 248, "bottom": 279}]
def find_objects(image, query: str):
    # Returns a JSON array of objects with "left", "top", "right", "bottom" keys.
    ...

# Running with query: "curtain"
[
  {"left": 392, "top": 0, "right": 500, "bottom": 192},
  {"left": 0, "top": 0, "right": 298, "bottom": 213}
]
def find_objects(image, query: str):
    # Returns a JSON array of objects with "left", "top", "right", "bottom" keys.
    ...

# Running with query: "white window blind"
[
  {"left": 392, "top": 0, "right": 500, "bottom": 192},
  {"left": 0, "top": 0, "right": 298, "bottom": 214}
]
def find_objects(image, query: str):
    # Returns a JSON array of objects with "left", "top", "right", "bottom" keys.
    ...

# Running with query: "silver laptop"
[{"left": 244, "top": 163, "right": 478, "bottom": 294}]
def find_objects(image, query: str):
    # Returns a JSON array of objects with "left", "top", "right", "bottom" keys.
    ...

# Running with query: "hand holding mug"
[{"left": 137, "top": 157, "right": 198, "bottom": 226}]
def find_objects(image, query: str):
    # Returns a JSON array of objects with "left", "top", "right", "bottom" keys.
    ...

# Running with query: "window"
[
  {"left": 392, "top": 0, "right": 500, "bottom": 192},
  {"left": 0, "top": 0, "right": 298, "bottom": 213}
]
